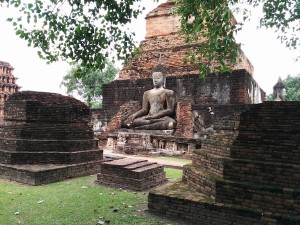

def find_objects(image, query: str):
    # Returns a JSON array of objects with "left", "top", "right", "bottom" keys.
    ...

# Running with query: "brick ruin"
[
  {"left": 0, "top": 91, "right": 103, "bottom": 185},
  {"left": 148, "top": 102, "right": 300, "bottom": 224},
  {"left": 0, "top": 61, "right": 21, "bottom": 123},
  {"left": 95, "top": 157, "right": 167, "bottom": 191},
  {"left": 91, "top": 0, "right": 300, "bottom": 224},
  {"left": 118, "top": 0, "right": 253, "bottom": 80},
  {"left": 91, "top": 0, "right": 264, "bottom": 143}
]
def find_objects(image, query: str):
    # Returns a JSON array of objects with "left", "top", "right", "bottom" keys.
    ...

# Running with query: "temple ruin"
[
  {"left": 0, "top": 61, "right": 21, "bottom": 123},
  {"left": 92, "top": 0, "right": 264, "bottom": 153},
  {"left": 92, "top": 0, "right": 300, "bottom": 224},
  {"left": 0, "top": 91, "right": 103, "bottom": 185}
]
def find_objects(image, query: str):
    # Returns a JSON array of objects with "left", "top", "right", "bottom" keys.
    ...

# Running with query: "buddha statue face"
[{"left": 152, "top": 72, "right": 164, "bottom": 88}]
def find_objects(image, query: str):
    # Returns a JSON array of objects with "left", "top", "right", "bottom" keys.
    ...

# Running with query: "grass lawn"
[
  {"left": 164, "top": 168, "right": 183, "bottom": 180},
  {"left": 0, "top": 169, "right": 184, "bottom": 225},
  {"left": 157, "top": 156, "right": 192, "bottom": 164}
]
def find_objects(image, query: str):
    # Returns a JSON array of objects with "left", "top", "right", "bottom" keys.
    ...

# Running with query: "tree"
[
  {"left": 60, "top": 60, "right": 118, "bottom": 108},
  {"left": 267, "top": 74, "right": 300, "bottom": 101},
  {"left": 1, "top": 0, "right": 299, "bottom": 76},
  {"left": 174, "top": 0, "right": 300, "bottom": 74},
  {"left": 284, "top": 74, "right": 300, "bottom": 101}
]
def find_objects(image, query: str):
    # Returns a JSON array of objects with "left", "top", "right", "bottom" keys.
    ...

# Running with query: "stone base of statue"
[{"left": 101, "top": 128, "right": 201, "bottom": 158}]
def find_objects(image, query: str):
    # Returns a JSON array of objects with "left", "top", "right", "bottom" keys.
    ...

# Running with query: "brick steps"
[
  {"left": 96, "top": 172, "right": 166, "bottom": 191},
  {"left": 199, "top": 134, "right": 236, "bottom": 157},
  {"left": 149, "top": 102, "right": 300, "bottom": 224},
  {"left": 149, "top": 181, "right": 293, "bottom": 224},
  {"left": 149, "top": 182, "right": 300, "bottom": 224},
  {"left": 0, "top": 138, "right": 97, "bottom": 152},
  {"left": 0, "top": 149, "right": 103, "bottom": 164},
  {"left": 224, "top": 158, "right": 300, "bottom": 188},
  {"left": 0, "top": 160, "right": 102, "bottom": 185},
  {"left": 215, "top": 179, "right": 300, "bottom": 217},
  {"left": 0, "top": 91, "right": 102, "bottom": 185},
  {"left": 96, "top": 158, "right": 167, "bottom": 191},
  {"left": 231, "top": 142, "right": 300, "bottom": 164},
  {"left": 193, "top": 151, "right": 225, "bottom": 177},
  {"left": 183, "top": 165, "right": 216, "bottom": 200},
  {"left": 0, "top": 124, "right": 93, "bottom": 139}
]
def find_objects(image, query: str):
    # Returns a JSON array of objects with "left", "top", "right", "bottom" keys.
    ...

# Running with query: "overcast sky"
[{"left": 0, "top": 0, "right": 299, "bottom": 97}]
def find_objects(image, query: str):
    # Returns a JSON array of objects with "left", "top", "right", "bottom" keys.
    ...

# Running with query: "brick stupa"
[
  {"left": 119, "top": 0, "right": 253, "bottom": 80},
  {"left": 0, "top": 91, "right": 102, "bottom": 185},
  {"left": 0, "top": 61, "right": 21, "bottom": 123}
]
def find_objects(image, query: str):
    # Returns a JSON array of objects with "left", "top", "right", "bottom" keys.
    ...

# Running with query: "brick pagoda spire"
[{"left": 0, "top": 61, "right": 21, "bottom": 122}]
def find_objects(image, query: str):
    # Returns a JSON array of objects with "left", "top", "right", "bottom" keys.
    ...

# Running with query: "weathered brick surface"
[
  {"left": 183, "top": 165, "right": 217, "bottom": 200},
  {"left": 223, "top": 158, "right": 300, "bottom": 188},
  {"left": 192, "top": 152, "right": 224, "bottom": 177},
  {"left": 0, "top": 60, "right": 21, "bottom": 123},
  {"left": 0, "top": 161, "right": 101, "bottom": 185},
  {"left": 0, "top": 149, "right": 102, "bottom": 165},
  {"left": 148, "top": 185, "right": 299, "bottom": 225},
  {"left": 0, "top": 139, "right": 97, "bottom": 152},
  {"left": 104, "top": 101, "right": 141, "bottom": 135},
  {"left": 174, "top": 98, "right": 193, "bottom": 138},
  {"left": 0, "top": 91, "right": 102, "bottom": 185},
  {"left": 216, "top": 180, "right": 300, "bottom": 217},
  {"left": 149, "top": 102, "right": 300, "bottom": 224},
  {"left": 97, "top": 71, "right": 264, "bottom": 141},
  {"left": 103, "top": 71, "right": 264, "bottom": 113},
  {"left": 95, "top": 158, "right": 167, "bottom": 191},
  {"left": 119, "top": 0, "right": 253, "bottom": 81}
]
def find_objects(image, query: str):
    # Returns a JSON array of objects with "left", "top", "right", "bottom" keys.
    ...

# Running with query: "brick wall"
[
  {"left": 0, "top": 91, "right": 102, "bottom": 166},
  {"left": 103, "top": 70, "right": 264, "bottom": 111},
  {"left": 149, "top": 101, "right": 300, "bottom": 224}
]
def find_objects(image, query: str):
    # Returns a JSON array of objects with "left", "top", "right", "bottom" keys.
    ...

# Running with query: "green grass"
[
  {"left": 0, "top": 175, "right": 184, "bottom": 225},
  {"left": 165, "top": 168, "right": 183, "bottom": 180},
  {"left": 157, "top": 156, "right": 192, "bottom": 164}
]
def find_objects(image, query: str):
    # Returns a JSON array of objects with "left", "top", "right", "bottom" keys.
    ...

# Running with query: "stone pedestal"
[{"left": 95, "top": 158, "right": 167, "bottom": 191}]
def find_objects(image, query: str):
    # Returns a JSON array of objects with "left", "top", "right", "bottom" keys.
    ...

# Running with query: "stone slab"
[
  {"left": 101, "top": 158, "right": 147, "bottom": 167},
  {"left": 0, "top": 161, "right": 102, "bottom": 185}
]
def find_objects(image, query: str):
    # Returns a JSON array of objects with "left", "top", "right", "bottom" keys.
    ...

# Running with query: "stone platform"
[
  {"left": 95, "top": 157, "right": 167, "bottom": 191},
  {"left": 148, "top": 102, "right": 300, "bottom": 224},
  {"left": 0, "top": 161, "right": 101, "bottom": 185},
  {"left": 0, "top": 91, "right": 103, "bottom": 185},
  {"left": 102, "top": 129, "right": 201, "bottom": 158}
]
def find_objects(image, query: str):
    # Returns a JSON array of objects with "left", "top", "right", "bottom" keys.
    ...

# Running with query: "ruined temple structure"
[
  {"left": 0, "top": 61, "right": 21, "bottom": 123},
  {"left": 91, "top": 0, "right": 300, "bottom": 224},
  {"left": 118, "top": 0, "right": 253, "bottom": 80},
  {"left": 92, "top": 0, "right": 265, "bottom": 154},
  {"left": 149, "top": 102, "right": 300, "bottom": 224},
  {"left": 0, "top": 91, "right": 103, "bottom": 185},
  {"left": 273, "top": 76, "right": 286, "bottom": 101}
]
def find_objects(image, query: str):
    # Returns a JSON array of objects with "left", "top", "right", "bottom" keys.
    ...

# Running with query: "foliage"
[
  {"left": 284, "top": 74, "right": 300, "bottom": 101},
  {"left": 0, "top": 175, "right": 182, "bottom": 225},
  {"left": 1, "top": 0, "right": 155, "bottom": 74},
  {"left": 60, "top": 60, "right": 118, "bottom": 107},
  {"left": 267, "top": 74, "right": 300, "bottom": 101},
  {"left": 174, "top": 0, "right": 300, "bottom": 75},
  {"left": 1, "top": 0, "right": 299, "bottom": 77}
]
